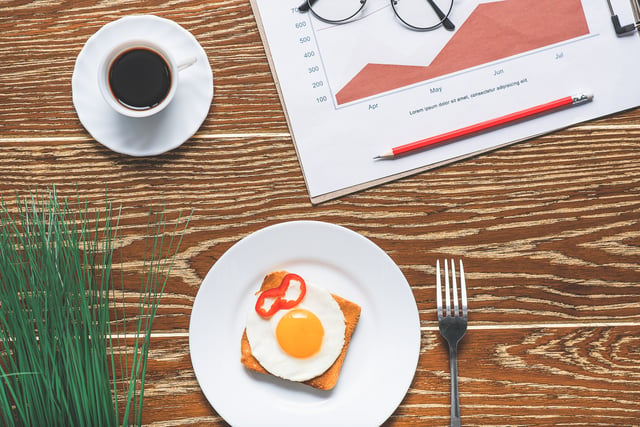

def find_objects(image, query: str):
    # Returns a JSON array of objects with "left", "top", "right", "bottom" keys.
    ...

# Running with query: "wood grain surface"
[{"left": 1, "top": 1, "right": 639, "bottom": 425}]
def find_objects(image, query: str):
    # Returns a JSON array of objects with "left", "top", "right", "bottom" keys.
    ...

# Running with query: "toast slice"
[{"left": 240, "top": 271, "right": 361, "bottom": 390}]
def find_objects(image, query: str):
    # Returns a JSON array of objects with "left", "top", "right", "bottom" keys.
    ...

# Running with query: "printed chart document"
[{"left": 249, "top": 0, "right": 640, "bottom": 203}]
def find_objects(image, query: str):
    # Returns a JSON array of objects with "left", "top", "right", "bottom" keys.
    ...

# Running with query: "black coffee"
[{"left": 108, "top": 48, "right": 171, "bottom": 110}]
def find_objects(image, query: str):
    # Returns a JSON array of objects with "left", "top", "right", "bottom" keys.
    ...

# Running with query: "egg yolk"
[{"left": 276, "top": 309, "right": 324, "bottom": 358}]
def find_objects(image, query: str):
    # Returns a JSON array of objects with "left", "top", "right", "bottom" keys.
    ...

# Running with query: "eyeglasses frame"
[{"left": 298, "top": 0, "right": 455, "bottom": 32}]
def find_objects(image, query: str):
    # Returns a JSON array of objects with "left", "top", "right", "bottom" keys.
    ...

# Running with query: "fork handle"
[{"left": 448, "top": 343, "right": 462, "bottom": 427}]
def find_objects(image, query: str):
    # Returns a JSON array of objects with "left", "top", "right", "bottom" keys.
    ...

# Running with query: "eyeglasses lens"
[
  {"left": 392, "top": 0, "right": 454, "bottom": 30},
  {"left": 307, "top": 0, "right": 367, "bottom": 23}
]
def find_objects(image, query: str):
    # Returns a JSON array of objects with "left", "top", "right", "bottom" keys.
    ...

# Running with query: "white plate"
[
  {"left": 189, "top": 221, "right": 421, "bottom": 426},
  {"left": 72, "top": 15, "right": 213, "bottom": 156}
]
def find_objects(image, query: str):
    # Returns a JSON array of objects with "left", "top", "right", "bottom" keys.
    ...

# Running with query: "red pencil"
[{"left": 374, "top": 93, "right": 593, "bottom": 160}]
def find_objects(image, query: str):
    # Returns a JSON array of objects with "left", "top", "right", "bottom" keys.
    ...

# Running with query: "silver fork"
[{"left": 436, "top": 259, "right": 468, "bottom": 427}]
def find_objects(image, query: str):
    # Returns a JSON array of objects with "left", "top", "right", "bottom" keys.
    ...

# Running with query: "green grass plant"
[{"left": 0, "top": 188, "right": 189, "bottom": 426}]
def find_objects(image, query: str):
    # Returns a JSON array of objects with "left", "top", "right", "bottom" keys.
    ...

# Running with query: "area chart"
[{"left": 335, "top": 0, "right": 589, "bottom": 105}]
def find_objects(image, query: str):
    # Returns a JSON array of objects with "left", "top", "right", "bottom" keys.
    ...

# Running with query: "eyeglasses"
[{"left": 298, "top": 0, "right": 455, "bottom": 32}]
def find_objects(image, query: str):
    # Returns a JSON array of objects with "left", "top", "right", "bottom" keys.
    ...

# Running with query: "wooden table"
[{"left": 1, "top": 1, "right": 640, "bottom": 425}]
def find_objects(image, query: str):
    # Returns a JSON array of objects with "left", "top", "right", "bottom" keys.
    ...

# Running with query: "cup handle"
[{"left": 178, "top": 57, "right": 198, "bottom": 71}]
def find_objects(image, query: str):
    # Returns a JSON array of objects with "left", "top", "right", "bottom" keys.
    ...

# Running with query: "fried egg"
[{"left": 245, "top": 281, "right": 346, "bottom": 382}]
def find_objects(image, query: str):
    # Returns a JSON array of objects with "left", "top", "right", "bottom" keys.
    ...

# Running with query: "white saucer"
[{"left": 72, "top": 15, "right": 213, "bottom": 156}]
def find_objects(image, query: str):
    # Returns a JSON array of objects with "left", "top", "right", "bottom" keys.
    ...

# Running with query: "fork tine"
[
  {"left": 444, "top": 259, "right": 451, "bottom": 316},
  {"left": 450, "top": 259, "right": 459, "bottom": 317},
  {"left": 459, "top": 260, "right": 468, "bottom": 319},
  {"left": 436, "top": 260, "right": 443, "bottom": 319}
]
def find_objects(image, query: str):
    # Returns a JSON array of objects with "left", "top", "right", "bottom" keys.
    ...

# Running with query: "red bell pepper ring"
[
  {"left": 255, "top": 286, "right": 286, "bottom": 317},
  {"left": 277, "top": 273, "right": 306, "bottom": 308},
  {"left": 255, "top": 273, "right": 306, "bottom": 318}
]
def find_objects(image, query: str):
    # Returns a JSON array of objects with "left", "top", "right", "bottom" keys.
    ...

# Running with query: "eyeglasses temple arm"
[
  {"left": 426, "top": 0, "right": 455, "bottom": 31},
  {"left": 298, "top": 0, "right": 317, "bottom": 12}
]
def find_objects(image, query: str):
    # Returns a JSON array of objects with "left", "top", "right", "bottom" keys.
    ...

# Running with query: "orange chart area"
[{"left": 335, "top": 0, "right": 589, "bottom": 105}]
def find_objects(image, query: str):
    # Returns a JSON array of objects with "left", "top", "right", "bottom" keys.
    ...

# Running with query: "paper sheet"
[{"left": 250, "top": 0, "right": 640, "bottom": 203}]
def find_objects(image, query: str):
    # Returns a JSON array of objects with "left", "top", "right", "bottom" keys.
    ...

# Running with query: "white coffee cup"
[{"left": 98, "top": 39, "right": 197, "bottom": 118}]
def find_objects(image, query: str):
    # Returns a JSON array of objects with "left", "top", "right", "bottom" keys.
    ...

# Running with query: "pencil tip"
[{"left": 374, "top": 152, "right": 394, "bottom": 160}]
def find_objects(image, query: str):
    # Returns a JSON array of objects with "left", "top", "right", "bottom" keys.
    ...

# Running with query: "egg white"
[{"left": 245, "top": 282, "right": 346, "bottom": 382}]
